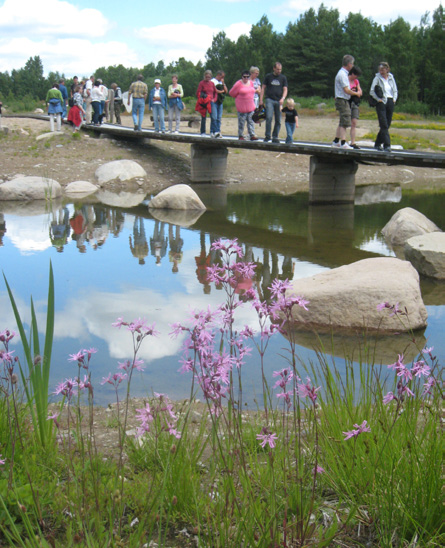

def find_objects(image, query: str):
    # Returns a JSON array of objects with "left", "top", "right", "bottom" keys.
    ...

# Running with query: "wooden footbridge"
[
  {"left": 89, "top": 122, "right": 445, "bottom": 204},
  {"left": 4, "top": 114, "right": 445, "bottom": 204}
]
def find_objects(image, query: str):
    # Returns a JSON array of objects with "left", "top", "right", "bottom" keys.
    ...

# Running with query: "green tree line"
[{"left": 0, "top": 4, "right": 443, "bottom": 113}]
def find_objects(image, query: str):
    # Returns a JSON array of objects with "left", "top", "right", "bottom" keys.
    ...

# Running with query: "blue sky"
[{"left": 0, "top": 0, "right": 441, "bottom": 76}]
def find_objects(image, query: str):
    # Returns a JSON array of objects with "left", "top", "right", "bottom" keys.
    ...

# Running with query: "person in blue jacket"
[{"left": 149, "top": 79, "right": 168, "bottom": 133}]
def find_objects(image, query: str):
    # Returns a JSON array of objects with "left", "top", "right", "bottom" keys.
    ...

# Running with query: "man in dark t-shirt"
[{"left": 260, "top": 62, "right": 288, "bottom": 143}]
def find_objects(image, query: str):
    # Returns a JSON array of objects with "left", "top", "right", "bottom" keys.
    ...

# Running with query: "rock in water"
[
  {"left": 284, "top": 257, "right": 427, "bottom": 333},
  {"left": 148, "top": 184, "right": 206, "bottom": 210},
  {"left": 404, "top": 232, "right": 445, "bottom": 279},
  {"left": 382, "top": 207, "right": 441, "bottom": 247}
]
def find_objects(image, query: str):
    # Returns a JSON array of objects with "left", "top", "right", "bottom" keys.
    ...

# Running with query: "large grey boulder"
[
  {"left": 382, "top": 207, "right": 441, "bottom": 247},
  {"left": 95, "top": 160, "right": 147, "bottom": 184},
  {"left": 0, "top": 176, "right": 62, "bottom": 201},
  {"left": 148, "top": 184, "right": 206, "bottom": 210},
  {"left": 65, "top": 181, "right": 98, "bottom": 197},
  {"left": 404, "top": 232, "right": 445, "bottom": 279},
  {"left": 285, "top": 257, "right": 427, "bottom": 333}
]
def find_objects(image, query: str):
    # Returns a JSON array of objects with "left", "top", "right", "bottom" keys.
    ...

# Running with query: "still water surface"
[{"left": 1, "top": 184, "right": 444, "bottom": 405}]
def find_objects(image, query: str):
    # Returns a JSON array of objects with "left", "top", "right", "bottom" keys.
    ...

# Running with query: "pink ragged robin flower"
[
  {"left": 343, "top": 420, "right": 371, "bottom": 440},
  {"left": 257, "top": 431, "right": 278, "bottom": 449}
]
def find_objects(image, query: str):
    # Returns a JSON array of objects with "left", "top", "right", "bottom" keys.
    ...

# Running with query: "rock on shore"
[{"left": 0, "top": 176, "right": 62, "bottom": 201}]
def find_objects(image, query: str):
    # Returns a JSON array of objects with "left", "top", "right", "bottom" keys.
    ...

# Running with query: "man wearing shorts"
[{"left": 332, "top": 55, "right": 360, "bottom": 149}]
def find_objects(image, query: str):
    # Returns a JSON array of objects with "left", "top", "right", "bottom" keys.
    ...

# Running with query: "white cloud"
[
  {"left": 0, "top": 0, "right": 111, "bottom": 38},
  {"left": 224, "top": 22, "right": 253, "bottom": 41},
  {"left": 6, "top": 216, "right": 52, "bottom": 253},
  {"left": 137, "top": 21, "right": 252, "bottom": 64},
  {"left": 0, "top": 0, "right": 142, "bottom": 75},
  {"left": 0, "top": 37, "right": 142, "bottom": 76},
  {"left": 272, "top": 0, "right": 440, "bottom": 27}
]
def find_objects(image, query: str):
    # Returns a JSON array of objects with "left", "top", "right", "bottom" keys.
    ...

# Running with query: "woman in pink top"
[{"left": 229, "top": 70, "right": 258, "bottom": 141}]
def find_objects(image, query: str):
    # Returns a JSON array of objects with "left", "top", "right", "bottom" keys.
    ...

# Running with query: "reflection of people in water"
[
  {"left": 50, "top": 206, "right": 70, "bottom": 252},
  {"left": 195, "top": 233, "right": 226, "bottom": 293},
  {"left": 70, "top": 206, "right": 95, "bottom": 253},
  {"left": 235, "top": 244, "right": 255, "bottom": 296},
  {"left": 110, "top": 210, "right": 125, "bottom": 238},
  {"left": 150, "top": 221, "right": 168, "bottom": 266},
  {"left": 0, "top": 213, "right": 6, "bottom": 247},
  {"left": 195, "top": 232, "right": 211, "bottom": 294},
  {"left": 129, "top": 217, "right": 149, "bottom": 265},
  {"left": 254, "top": 251, "right": 296, "bottom": 300},
  {"left": 89, "top": 206, "right": 110, "bottom": 250},
  {"left": 280, "top": 255, "right": 295, "bottom": 281},
  {"left": 168, "top": 224, "right": 183, "bottom": 273},
  {"left": 257, "top": 250, "right": 280, "bottom": 300}
]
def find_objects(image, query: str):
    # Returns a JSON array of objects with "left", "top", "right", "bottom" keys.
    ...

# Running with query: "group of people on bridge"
[{"left": 46, "top": 55, "right": 398, "bottom": 150}]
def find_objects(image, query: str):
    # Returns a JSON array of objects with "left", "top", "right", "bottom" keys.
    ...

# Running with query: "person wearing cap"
[
  {"left": 148, "top": 79, "right": 168, "bottom": 133},
  {"left": 128, "top": 74, "right": 148, "bottom": 131}
]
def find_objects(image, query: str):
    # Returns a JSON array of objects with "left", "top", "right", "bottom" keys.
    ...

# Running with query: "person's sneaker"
[
  {"left": 239, "top": 136, "right": 245, "bottom": 141},
  {"left": 263, "top": 138, "right": 271, "bottom": 142},
  {"left": 340, "top": 142, "right": 352, "bottom": 149},
  {"left": 214, "top": 132, "right": 222, "bottom": 138},
  {"left": 161, "top": 130, "right": 165, "bottom": 134},
  {"left": 201, "top": 133, "right": 206, "bottom": 137},
  {"left": 250, "top": 136, "right": 259, "bottom": 141},
  {"left": 134, "top": 125, "right": 138, "bottom": 131},
  {"left": 174, "top": 130, "right": 179, "bottom": 134},
  {"left": 350, "top": 143, "right": 360, "bottom": 149},
  {"left": 272, "top": 138, "right": 280, "bottom": 143},
  {"left": 374, "top": 144, "right": 383, "bottom": 151},
  {"left": 332, "top": 140, "right": 341, "bottom": 147},
  {"left": 383, "top": 145, "right": 392, "bottom": 152},
  {"left": 210, "top": 132, "right": 215, "bottom": 138}
]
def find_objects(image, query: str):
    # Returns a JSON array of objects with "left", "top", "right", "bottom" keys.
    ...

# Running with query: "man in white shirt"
[{"left": 332, "top": 55, "right": 361, "bottom": 149}]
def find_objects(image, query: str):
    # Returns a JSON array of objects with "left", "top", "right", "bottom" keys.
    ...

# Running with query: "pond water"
[{"left": 1, "top": 183, "right": 444, "bottom": 405}]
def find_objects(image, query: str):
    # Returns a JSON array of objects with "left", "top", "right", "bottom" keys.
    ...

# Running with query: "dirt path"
[{"left": 1, "top": 114, "right": 444, "bottom": 194}]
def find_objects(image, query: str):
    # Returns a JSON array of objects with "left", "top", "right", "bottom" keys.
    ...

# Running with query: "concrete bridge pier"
[
  {"left": 309, "top": 156, "right": 358, "bottom": 204},
  {"left": 190, "top": 144, "right": 228, "bottom": 183}
]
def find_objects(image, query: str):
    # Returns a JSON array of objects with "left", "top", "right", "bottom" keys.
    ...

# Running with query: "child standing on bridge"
[{"left": 281, "top": 98, "right": 299, "bottom": 144}]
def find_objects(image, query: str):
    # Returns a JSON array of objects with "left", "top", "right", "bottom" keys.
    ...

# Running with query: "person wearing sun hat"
[{"left": 149, "top": 78, "right": 168, "bottom": 133}]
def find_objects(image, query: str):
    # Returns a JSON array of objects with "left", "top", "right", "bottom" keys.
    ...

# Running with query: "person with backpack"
[
  {"left": 210, "top": 70, "right": 228, "bottom": 138},
  {"left": 110, "top": 83, "right": 123, "bottom": 125}
]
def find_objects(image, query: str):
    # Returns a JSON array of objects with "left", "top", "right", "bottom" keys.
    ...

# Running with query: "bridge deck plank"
[{"left": 92, "top": 123, "right": 445, "bottom": 170}]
